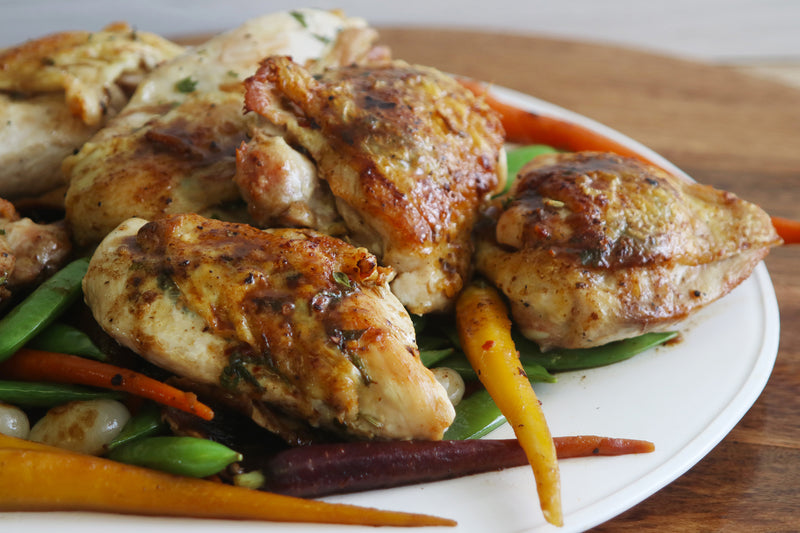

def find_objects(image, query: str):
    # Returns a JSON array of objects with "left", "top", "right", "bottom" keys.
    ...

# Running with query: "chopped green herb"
[
  {"left": 220, "top": 352, "right": 265, "bottom": 391},
  {"left": 175, "top": 76, "right": 198, "bottom": 93},
  {"left": 313, "top": 33, "right": 332, "bottom": 45},
  {"left": 332, "top": 271, "right": 352, "bottom": 289},
  {"left": 290, "top": 10, "right": 308, "bottom": 28}
]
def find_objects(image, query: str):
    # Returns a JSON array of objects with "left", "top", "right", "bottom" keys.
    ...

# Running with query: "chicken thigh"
[
  {"left": 83, "top": 214, "right": 454, "bottom": 442},
  {"left": 242, "top": 56, "right": 505, "bottom": 314},
  {"left": 475, "top": 151, "right": 781, "bottom": 350},
  {"left": 65, "top": 9, "right": 380, "bottom": 246},
  {"left": 0, "top": 23, "right": 184, "bottom": 198}
]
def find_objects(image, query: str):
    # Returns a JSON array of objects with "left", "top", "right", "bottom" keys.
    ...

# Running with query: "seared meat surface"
[
  {"left": 0, "top": 198, "right": 72, "bottom": 306},
  {"left": 65, "top": 9, "right": 379, "bottom": 246},
  {"left": 83, "top": 214, "right": 454, "bottom": 442},
  {"left": 242, "top": 57, "right": 505, "bottom": 314},
  {"left": 0, "top": 23, "right": 184, "bottom": 198},
  {"left": 476, "top": 152, "right": 781, "bottom": 350}
]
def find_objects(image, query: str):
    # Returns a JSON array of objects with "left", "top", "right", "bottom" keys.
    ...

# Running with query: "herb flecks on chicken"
[
  {"left": 0, "top": 23, "right": 184, "bottom": 198},
  {"left": 241, "top": 57, "right": 505, "bottom": 314},
  {"left": 476, "top": 151, "right": 781, "bottom": 350},
  {"left": 83, "top": 214, "right": 455, "bottom": 442},
  {"left": 64, "top": 9, "right": 380, "bottom": 246}
]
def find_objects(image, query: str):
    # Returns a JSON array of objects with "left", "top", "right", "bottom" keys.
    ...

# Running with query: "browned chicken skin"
[
  {"left": 0, "top": 198, "right": 71, "bottom": 306},
  {"left": 0, "top": 23, "right": 184, "bottom": 198},
  {"left": 64, "top": 9, "right": 380, "bottom": 246},
  {"left": 241, "top": 56, "right": 505, "bottom": 314},
  {"left": 83, "top": 214, "right": 454, "bottom": 442},
  {"left": 476, "top": 152, "right": 781, "bottom": 350}
]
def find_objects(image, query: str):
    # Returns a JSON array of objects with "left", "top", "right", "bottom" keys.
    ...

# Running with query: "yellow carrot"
[
  {"left": 455, "top": 281, "right": 563, "bottom": 527},
  {"left": 0, "top": 435, "right": 454, "bottom": 527}
]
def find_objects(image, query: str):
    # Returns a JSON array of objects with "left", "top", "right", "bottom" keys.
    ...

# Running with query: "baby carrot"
[
  {"left": 770, "top": 215, "right": 800, "bottom": 244},
  {"left": 460, "top": 78, "right": 666, "bottom": 169},
  {"left": 0, "top": 349, "right": 214, "bottom": 421},
  {"left": 0, "top": 446, "right": 454, "bottom": 527},
  {"left": 455, "top": 281, "right": 562, "bottom": 527}
]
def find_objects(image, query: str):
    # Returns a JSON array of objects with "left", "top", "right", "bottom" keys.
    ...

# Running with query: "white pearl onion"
[
  {"left": 0, "top": 402, "right": 30, "bottom": 439},
  {"left": 431, "top": 366, "right": 466, "bottom": 407},
  {"left": 29, "top": 399, "right": 131, "bottom": 455}
]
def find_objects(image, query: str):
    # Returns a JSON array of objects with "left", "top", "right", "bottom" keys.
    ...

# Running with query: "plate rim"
[{"left": 0, "top": 79, "right": 781, "bottom": 533}]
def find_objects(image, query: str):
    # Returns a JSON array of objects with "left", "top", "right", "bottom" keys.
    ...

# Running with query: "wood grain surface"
[{"left": 376, "top": 28, "right": 800, "bottom": 531}]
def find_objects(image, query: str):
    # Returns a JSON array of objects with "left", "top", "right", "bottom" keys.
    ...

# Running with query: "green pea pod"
[
  {"left": 419, "top": 348, "right": 454, "bottom": 368},
  {"left": 514, "top": 331, "right": 679, "bottom": 371},
  {"left": 0, "top": 380, "right": 123, "bottom": 407},
  {"left": 444, "top": 389, "right": 505, "bottom": 440},
  {"left": 27, "top": 322, "right": 107, "bottom": 361},
  {"left": 436, "top": 352, "right": 556, "bottom": 384},
  {"left": 106, "top": 403, "right": 165, "bottom": 451},
  {"left": 0, "top": 257, "right": 90, "bottom": 362},
  {"left": 503, "top": 144, "right": 558, "bottom": 193},
  {"left": 107, "top": 436, "right": 242, "bottom": 478}
]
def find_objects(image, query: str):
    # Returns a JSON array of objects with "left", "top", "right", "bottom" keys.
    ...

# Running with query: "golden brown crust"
[
  {"left": 244, "top": 57, "right": 505, "bottom": 313},
  {"left": 84, "top": 214, "right": 454, "bottom": 441},
  {"left": 477, "top": 151, "right": 781, "bottom": 349}
]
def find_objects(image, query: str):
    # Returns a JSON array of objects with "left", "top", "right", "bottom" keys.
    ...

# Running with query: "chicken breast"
[
  {"left": 83, "top": 214, "right": 454, "bottom": 442},
  {"left": 0, "top": 23, "right": 184, "bottom": 198},
  {"left": 242, "top": 56, "right": 505, "bottom": 314},
  {"left": 475, "top": 151, "right": 782, "bottom": 350},
  {"left": 64, "top": 9, "right": 380, "bottom": 246}
]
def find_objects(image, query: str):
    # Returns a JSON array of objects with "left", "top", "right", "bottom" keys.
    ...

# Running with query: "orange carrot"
[
  {"left": 553, "top": 435, "right": 655, "bottom": 458},
  {"left": 770, "top": 216, "right": 800, "bottom": 244},
  {"left": 461, "top": 78, "right": 666, "bottom": 169},
  {"left": 0, "top": 349, "right": 214, "bottom": 421},
  {"left": 0, "top": 445, "right": 454, "bottom": 527}
]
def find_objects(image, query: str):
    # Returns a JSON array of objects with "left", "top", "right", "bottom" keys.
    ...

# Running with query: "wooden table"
[{"left": 377, "top": 28, "right": 799, "bottom": 531}]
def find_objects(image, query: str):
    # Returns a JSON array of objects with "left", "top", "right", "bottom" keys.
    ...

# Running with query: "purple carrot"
[{"left": 258, "top": 436, "right": 654, "bottom": 498}]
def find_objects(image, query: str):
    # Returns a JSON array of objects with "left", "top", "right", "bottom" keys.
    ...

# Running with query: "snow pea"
[
  {"left": 107, "top": 436, "right": 242, "bottom": 478},
  {"left": 443, "top": 389, "right": 505, "bottom": 440},
  {"left": 106, "top": 403, "right": 165, "bottom": 451},
  {"left": 514, "top": 331, "right": 679, "bottom": 371},
  {"left": 27, "top": 322, "right": 107, "bottom": 361},
  {"left": 0, "top": 257, "right": 90, "bottom": 362},
  {"left": 0, "top": 380, "right": 123, "bottom": 408},
  {"left": 436, "top": 352, "right": 556, "bottom": 383},
  {"left": 419, "top": 348, "right": 455, "bottom": 368}
]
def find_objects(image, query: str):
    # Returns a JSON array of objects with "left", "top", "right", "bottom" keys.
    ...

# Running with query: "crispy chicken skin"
[
  {"left": 242, "top": 56, "right": 505, "bottom": 314},
  {"left": 65, "top": 9, "right": 379, "bottom": 246},
  {"left": 476, "top": 152, "right": 782, "bottom": 350},
  {"left": 83, "top": 214, "right": 454, "bottom": 442},
  {"left": 0, "top": 23, "right": 184, "bottom": 198}
]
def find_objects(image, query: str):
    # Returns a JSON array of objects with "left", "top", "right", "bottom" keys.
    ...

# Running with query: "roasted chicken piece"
[
  {"left": 0, "top": 198, "right": 72, "bottom": 306},
  {"left": 83, "top": 214, "right": 454, "bottom": 442},
  {"left": 65, "top": 9, "right": 380, "bottom": 246},
  {"left": 0, "top": 23, "right": 184, "bottom": 198},
  {"left": 475, "top": 151, "right": 782, "bottom": 350},
  {"left": 241, "top": 56, "right": 505, "bottom": 314}
]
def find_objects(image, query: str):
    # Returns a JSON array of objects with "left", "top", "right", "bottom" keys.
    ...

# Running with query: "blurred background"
[{"left": 1, "top": 0, "right": 799, "bottom": 86}]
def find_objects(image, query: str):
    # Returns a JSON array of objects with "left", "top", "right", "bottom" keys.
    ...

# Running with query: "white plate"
[{"left": 0, "top": 33, "right": 780, "bottom": 533}]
